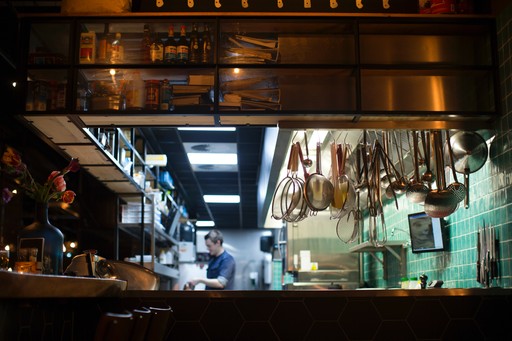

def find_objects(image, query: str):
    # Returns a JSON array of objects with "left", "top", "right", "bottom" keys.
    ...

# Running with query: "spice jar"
[{"left": 145, "top": 80, "right": 160, "bottom": 110}]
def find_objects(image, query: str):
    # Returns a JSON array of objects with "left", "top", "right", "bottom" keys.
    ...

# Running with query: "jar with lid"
[
  {"left": 409, "top": 276, "right": 420, "bottom": 289},
  {"left": 145, "top": 80, "right": 160, "bottom": 110}
]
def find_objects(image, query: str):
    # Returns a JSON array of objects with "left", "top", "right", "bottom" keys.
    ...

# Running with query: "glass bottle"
[
  {"left": 110, "top": 32, "right": 124, "bottom": 64},
  {"left": 145, "top": 80, "right": 160, "bottom": 110},
  {"left": 189, "top": 23, "right": 200, "bottom": 64},
  {"left": 164, "top": 24, "right": 177, "bottom": 64},
  {"left": 126, "top": 71, "right": 145, "bottom": 110},
  {"left": 141, "top": 24, "right": 152, "bottom": 63},
  {"left": 150, "top": 30, "right": 164, "bottom": 64},
  {"left": 201, "top": 24, "right": 212, "bottom": 64},
  {"left": 160, "top": 79, "right": 173, "bottom": 111},
  {"left": 97, "top": 24, "right": 112, "bottom": 63},
  {"left": 176, "top": 25, "right": 189, "bottom": 64}
]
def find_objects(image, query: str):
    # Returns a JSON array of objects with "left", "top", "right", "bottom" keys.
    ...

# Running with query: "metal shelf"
[{"left": 350, "top": 241, "right": 407, "bottom": 280}]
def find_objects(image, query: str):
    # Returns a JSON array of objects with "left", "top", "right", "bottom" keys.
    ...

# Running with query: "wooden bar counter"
[{"left": 1, "top": 288, "right": 511, "bottom": 340}]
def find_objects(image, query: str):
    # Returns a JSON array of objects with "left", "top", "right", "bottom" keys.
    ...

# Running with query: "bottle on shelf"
[
  {"left": 126, "top": 71, "right": 145, "bottom": 110},
  {"left": 189, "top": 23, "right": 200, "bottom": 64},
  {"left": 97, "top": 24, "right": 112, "bottom": 63},
  {"left": 110, "top": 32, "right": 124, "bottom": 64},
  {"left": 164, "top": 24, "right": 177, "bottom": 64},
  {"left": 159, "top": 249, "right": 166, "bottom": 264},
  {"left": 79, "top": 31, "right": 96, "bottom": 64},
  {"left": 145, "top": 80, "right": 160, "bottom": 110},
  {"left": 141, "top": 24, "right": 152, "bottom": 63},
  {"left": 150, "top": 29, "right": 164, "bottom": 64},
  {"left": 160, "top": 79, "right": 173, "bottom": 111},
  {"left": 201, "top": 24, "right": 212, "bottom": 64},
  {"left": 176, "top": 25, "right": 189, "bottom": 64}
]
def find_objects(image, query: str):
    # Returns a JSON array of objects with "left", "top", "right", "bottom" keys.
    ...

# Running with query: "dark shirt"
[{"left": 206, "top": 250, "right": 236, "bottom": 290}]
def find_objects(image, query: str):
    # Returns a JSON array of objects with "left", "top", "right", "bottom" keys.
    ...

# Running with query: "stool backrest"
[{"left": 94, "top": 312, "right": 134, "bottom": 341}]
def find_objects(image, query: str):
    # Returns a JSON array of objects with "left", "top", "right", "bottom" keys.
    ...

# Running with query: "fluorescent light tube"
[
  {"left": 187, "top": 153, "right": 237, "bottom": 165},
  {"left": 196, "top": 221, "right": 215, "bottom": 227},
  {"left": 178, "top": 127, "right": 236, "bottom": 131},
  {"left": 204, "top": 195, "right": 240, "bottom": 203}
]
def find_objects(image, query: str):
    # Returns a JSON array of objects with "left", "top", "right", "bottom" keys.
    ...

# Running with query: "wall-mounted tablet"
[{"left": 408, "top": 212, "right": 445, "bottom": 253}]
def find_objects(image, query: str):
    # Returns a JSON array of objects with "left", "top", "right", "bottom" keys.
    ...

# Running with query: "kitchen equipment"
[
  {"left": 302, "top": 132, "right": 313, "bottom": 168},
  {"left": 424, "top": 131, "right": 458, "bottom": 218},
  {"left": 477, "top": 222, "right": 499, "bottom": 287},
  {"left": 444, "top": 130, "right": 466, "bottom": 204},
  {"left": 64, "top": 251, "right": 159, "bottom": 290},
  {"left": 304, "top": 142, "right": 334, "bottom": 211},
  {"left": 390, "top": 131, "right": 408, "bottom": 195},
  {"left": 380, "top": 131, "right": 395, "bottom": 190},
  {"left": 271, "top": 144, "right": 301, "bottom": 220},
  {"left": 420, "top": 131, "right": 436, "bottom": 185},
  {"left": 331, "top": 143, "right": 353, "bottom": 218},
  {"left": 284, "top": 143, "right": 309, "bottom": 222},
  {"left": 448, "top": 130, "right": 488, "bottom": 208},
  {"left": 330, "top": 143, "right": 342, "bottom": 217},
  {"left": 406, "top": 130, "right": 429, "bottom": 204}
]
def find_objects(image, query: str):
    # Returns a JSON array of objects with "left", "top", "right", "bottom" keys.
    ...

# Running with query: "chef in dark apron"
[{"left": 187, "top": 229, "right": 236, "bottom": 290}]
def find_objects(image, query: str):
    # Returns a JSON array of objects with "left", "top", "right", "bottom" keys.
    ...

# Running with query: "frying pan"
[
  {"left": 448, "top": 131, "right": 488, "bottom": 209},
  {"left": 304, "top": 142, "right": 334, "bottom": 211}
]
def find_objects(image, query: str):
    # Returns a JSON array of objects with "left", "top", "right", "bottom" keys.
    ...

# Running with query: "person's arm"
[{"left": 189, "top": 277, "right": 225, "bottom": 289}]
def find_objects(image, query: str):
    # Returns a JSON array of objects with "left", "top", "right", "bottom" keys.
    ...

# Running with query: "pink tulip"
[
  {"left": 48, "top": 170, "right": 60, "bottom": 181},
  {"left": 52, "top": 175, "right": 66, "bottom": 192}
]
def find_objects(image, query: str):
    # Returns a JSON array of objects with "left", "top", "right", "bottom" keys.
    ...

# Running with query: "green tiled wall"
[{"left": 363, "top": 4, "right": 512, "bottom": 289}]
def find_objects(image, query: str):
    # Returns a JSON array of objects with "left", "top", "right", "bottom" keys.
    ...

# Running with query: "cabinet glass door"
[
  {"left": 77, "top": 68, "right": 215, "bottom": 112},
  {"left": 80, "top": 21, "right": 216, "bottom": 65},
  {"left": 219, "top": 68, "right": 356, "bottom": 112},
  {"left": 28, "top": 23, "right": 71, "bottom": 65},
  {"left": 219, "top": 19, "right": 355, "bottom": 65}
]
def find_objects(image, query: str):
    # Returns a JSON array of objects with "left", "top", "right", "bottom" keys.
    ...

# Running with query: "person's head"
[
  {"left": 204, "top": 229, "right": 224, "bottom": 256},
  {"left": 412, "top": 219, "right": 433, "bottom": 238}
]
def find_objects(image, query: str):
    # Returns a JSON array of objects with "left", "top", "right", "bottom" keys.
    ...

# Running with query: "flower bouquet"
[{"left": 1, "top": 146, "right": 80, "bottom": 204}]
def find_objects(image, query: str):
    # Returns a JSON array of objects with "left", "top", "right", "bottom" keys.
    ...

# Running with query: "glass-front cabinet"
[{"left": 20, "top": 16, "right": 497, "bottom": 124}]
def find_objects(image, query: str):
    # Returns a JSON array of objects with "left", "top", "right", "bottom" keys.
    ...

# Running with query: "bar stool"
[
  {"left": 130, "top": 307, "right": 152, "bottom": 341},
  {"left": 146, "top": 306, "right": 173, "bottom": 340},
  {"left": 93, "top": 312, "right": 134, "bottom": 341}
]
